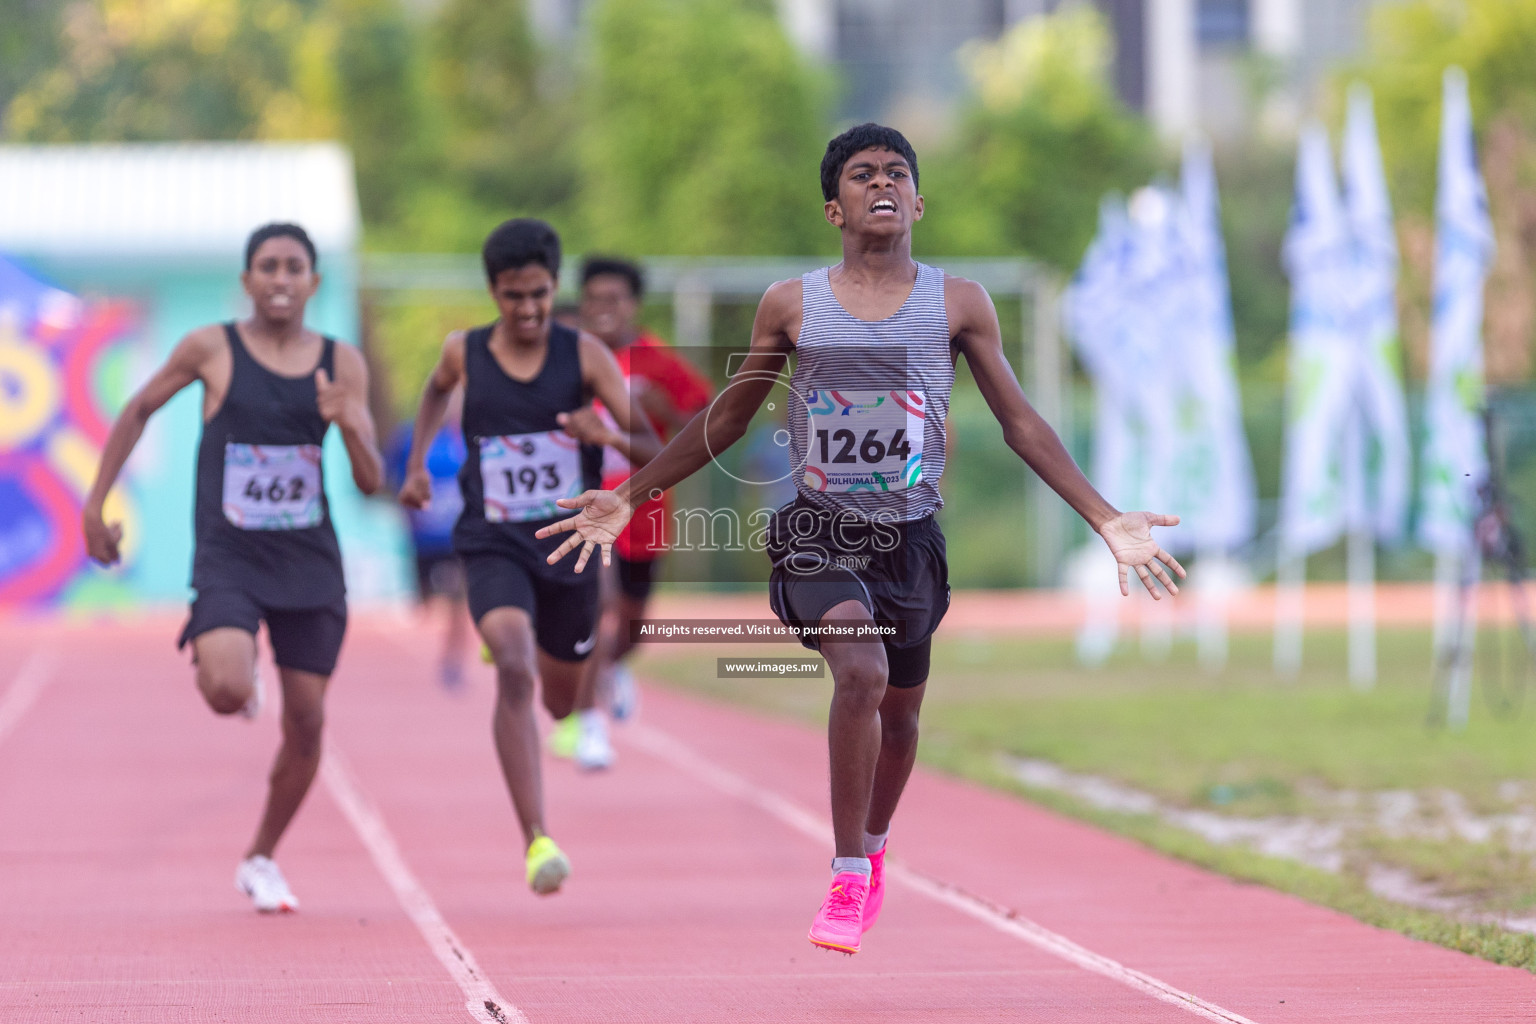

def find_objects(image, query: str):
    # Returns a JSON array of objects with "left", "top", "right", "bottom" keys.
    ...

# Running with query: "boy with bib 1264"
[
  {"left": 398, "top": 219, "right": 659, "bottom": 896},
  {"left": 82, "top": 222, "right": 384, "bottom": 913},
  {"left": 535, "top": 125, "right": 1185, "bottom": 953}
]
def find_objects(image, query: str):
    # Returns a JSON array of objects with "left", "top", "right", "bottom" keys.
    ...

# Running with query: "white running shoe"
[
  {"left": 235, "top": 854, "right": 299, "bottom": 913},
  {"left": 238, "top": 664, "right": 264, "bottom": 721},
  {"left": 608, "top": 663, "right": 638, "bottom": 722},
  {"left": 574, "top": 710, "right": 615, "bottom": 771}
]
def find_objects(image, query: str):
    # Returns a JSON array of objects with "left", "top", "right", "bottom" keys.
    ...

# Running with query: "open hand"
[
  {"left": 1098, "top": 512, "right": 1185, "bottom": 599},
  {"left": 533, "top": 490, "right": 635, "bottom": 572},
  {"left": 83, "top": 506, "right": 124, "bottom": 566}
]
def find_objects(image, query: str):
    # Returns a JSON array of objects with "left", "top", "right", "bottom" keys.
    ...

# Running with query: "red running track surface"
[{"left": 1, "top": 613, "right": 1534, "bottom": 1022}]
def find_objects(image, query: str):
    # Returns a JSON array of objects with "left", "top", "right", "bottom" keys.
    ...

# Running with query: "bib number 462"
[{"left": 243, "top": 475, "right": 307, "bottom": 504}]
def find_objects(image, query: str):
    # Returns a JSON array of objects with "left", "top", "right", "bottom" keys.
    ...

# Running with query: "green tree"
[
  {"left": 5, "top": 0, "right": 319, "bottom": 142},
  {"left": 921, "top": 7, "right": 1158, "bottom": 271},
  {"left": 576, "top": 0, "right": 832, "bottom": 255},
  {"left": 0, "top": 0, "right": 63, "bottom": 129},
  {"left": 326, "top": 0, "right": 429, "bottom": 227},
  {"left": 1349, "top": 0, "right": 1536, "bottom": 381},
  {"left": 380, "top": 0, "right": 577, "bottom": 251}
]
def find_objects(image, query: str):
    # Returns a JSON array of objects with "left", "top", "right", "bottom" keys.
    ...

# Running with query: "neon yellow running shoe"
[
  {"left": 525, "top": 835, "right": 570, "bottom": 895},
  {"left": 548, "top": 715, "right": 580, "bottom": 759},
  {"left": 480, "top": 642, "right": 493, "bottom": 665}
]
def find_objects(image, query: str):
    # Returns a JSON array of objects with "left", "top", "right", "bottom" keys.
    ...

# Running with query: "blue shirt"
[{"left": 388, "top": 423, "right": 465, "bottom": 554}]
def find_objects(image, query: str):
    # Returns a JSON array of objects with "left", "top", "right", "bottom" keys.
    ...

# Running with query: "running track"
[{"left": 2, "top": 613, "right": 1534, "bottom": 1022}]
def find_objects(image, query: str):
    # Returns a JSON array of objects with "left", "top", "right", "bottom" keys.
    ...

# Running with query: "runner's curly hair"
[{"left": 820, "top": 123, "right": 919, "bottom": 203}]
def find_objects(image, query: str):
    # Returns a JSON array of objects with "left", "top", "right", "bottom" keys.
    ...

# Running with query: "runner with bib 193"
[
  {"left": 398, "top": 218, "right": 660, "bottom": 897},
  {"left": 536, "top": 124, "right": 1185, "bottom": 954}
]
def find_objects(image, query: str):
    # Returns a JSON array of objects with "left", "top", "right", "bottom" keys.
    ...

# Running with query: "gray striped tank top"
[{"left": 789, "top": 262, "right": 953, "bottom": 520}]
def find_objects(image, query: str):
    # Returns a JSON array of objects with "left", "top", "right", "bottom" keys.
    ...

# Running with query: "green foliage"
[
  {"left": 921, "top": 7, "right": 1159, "bottom": 271},
  {"left": 1216, "top": 144, "right": 1293, "bottom": 367},
  {"left": 576, "top": 0, "right": 833, "bottom": 256},
  {"left": 1352, "top": 0, "right": 1536, "bottom": 214},
  {"left": 5, "top": 0, "right": 320, "bottom": 142},
  {"left": 326, "top": 0, "right": 428, "bottom": 226},
  {"left": 388, "top": 0, "right": 578, "bottom": 251},
  {"left": 0, "top": 0, "right": 62, "bottom": 127}
]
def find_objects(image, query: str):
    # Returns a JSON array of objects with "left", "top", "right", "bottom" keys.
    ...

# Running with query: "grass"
[{"left": 632, "top": 626, "right": 1536, "bottom": 970}]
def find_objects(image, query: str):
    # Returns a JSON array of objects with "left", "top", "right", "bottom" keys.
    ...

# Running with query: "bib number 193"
[{"left": 480, "top": 431, "right": 583, "bottom": 523}]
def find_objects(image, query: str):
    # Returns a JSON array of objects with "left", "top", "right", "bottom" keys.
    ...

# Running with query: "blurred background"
[
  {"left": 9, "top": 0, "right": 1536, "bottom": 960},
  {"left": 0, "top": 0, "right": 1530, "bottom": 602}
]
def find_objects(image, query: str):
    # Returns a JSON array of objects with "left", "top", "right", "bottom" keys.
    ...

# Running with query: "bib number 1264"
[{"left": 803, "top": 389, "right": 926, "bottom": 493}]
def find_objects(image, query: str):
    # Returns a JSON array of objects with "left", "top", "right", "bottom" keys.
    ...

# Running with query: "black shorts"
[
  {"left": 766, "top": 499, "right": 949, "bottom": 689},
  {"left": 414, "top": 551, "right": 466, "bottom": 601},
  {"left": 177, "top": 588, "right": 348, "bottom": 676},
  {"left": 463, "top": 550, "right": 600, "bottom": 662},
  {"left": 613, "top": 553, "right": 658, "bottom": 602}
]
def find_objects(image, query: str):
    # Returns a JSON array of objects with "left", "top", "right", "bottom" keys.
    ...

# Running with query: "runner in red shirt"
[{"left": 567, "top": 256, "right": 711, "bottom": 766}]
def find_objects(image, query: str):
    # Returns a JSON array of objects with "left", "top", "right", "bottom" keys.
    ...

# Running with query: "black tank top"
[
  {"left": 453, "top": 321, "right": 602, "bottom": 565},
  {"left": 190, "top": 323, "right": 344, "bottom": 606}
]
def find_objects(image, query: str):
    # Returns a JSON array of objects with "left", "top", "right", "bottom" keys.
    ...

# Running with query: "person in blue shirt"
[{"left": 388, "top": 390, "right": 470, "bottom": 689}]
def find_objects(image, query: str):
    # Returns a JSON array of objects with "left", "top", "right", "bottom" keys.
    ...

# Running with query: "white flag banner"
[
  {"left": 1067, "top": 178, "right": 1255, "bottom": 557},
  {"left": 1419, "top": 67, "right": 1495, "bottom": 554},
  {"left": 1175, "top": 141, "right": 1257, "bottom": 552},
  {"left": 1065, "top": 196, "right": 1163, "bottom": 513},
  {"left": 1278, "top": 124, "right": 1356, "bottom": 555},
  {"left": 1342, "top": 85, "right": 1412, "bottom": 543}
]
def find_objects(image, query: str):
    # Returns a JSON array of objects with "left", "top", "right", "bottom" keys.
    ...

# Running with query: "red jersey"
[{"left": 600, "top": 333, "right": 712, "bottom": 561}]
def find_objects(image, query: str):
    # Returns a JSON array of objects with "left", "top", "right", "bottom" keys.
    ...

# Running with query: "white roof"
[{"left": 0, "top": 142, "right": 359, "bottom": 258}]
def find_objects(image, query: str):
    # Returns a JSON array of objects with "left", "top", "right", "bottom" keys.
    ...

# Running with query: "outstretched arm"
[
  {"left": 949, "top": 276, "right": 1184, "bottom": 598},
  {"left": 535, "top": 278, "right": 801, "bottom": 570},
  {"left": 399, "top": 332, "right": 465, "bottom": 510},
  {"left": 83, "top": 329, "right": 216, "bottom": 565},
  {"left": 317, "top": 344, "right": 383, "bottom": 495}
]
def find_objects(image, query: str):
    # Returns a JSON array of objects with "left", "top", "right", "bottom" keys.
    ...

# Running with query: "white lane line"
[
  {"left": 626, "top": 721, "right": 1260, "bottom": 1024},
  {"left": 322, "top": 745, "right": 527, "bottom": 1024},
  {"left": 0, "top": 648, "right": 56, "bottom": 750}
]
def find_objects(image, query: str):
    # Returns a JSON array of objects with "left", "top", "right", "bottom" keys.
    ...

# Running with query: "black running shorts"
[
  {"left": 414, "top": 551, "right": 466, "bottom": 602},
  {"left": 463, "top": 550, "right": 600, "bottom": 662},
  {"left": 766, "top": 499, "right": 950, "bottom": 689},
  {"left": 178, "top": 588, "right": 348, "bottom": 676},
  {"left": 613, "top": 553, "right": 658, "bottom": 602}
]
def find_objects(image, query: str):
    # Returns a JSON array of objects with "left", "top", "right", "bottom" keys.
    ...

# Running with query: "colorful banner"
[
  {"left": 1419, "top": 67, "right": 1495, "bottom": 554},
  {"left": 1065, "top": 159, "right": 1255, "bottom": 557},
  {"left": 0, "top": 255, "right": 137, "bottom": 606},
  {"left": 1278, "top": 125, "right": 1357, "bottom": 555},
  {"left": 1174, "top": 141, "right": 1257, "bottom": 552},
  {"left": 1065, "top": 195, "right": 1165, "bottom": 518},
  {"left": 1341, "top": 86, "right": 1412, "bottom": 543}
]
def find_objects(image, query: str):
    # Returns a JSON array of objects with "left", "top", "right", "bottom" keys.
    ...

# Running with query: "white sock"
[
  {"left": 831, "top": 856, "right": 871, "bottom": 878},
  {"left": 863, "top": 829, "right": 889, "bottom": 854},
  {"left": 579, "top": 707, "right": 605, "bottom": 733}
]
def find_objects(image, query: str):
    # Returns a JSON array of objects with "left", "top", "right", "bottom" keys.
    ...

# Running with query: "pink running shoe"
[
  {"left": 808, "top": 872, "right": 869, "bottom": 954},
  {"left": 862, "top": 847, "right": 886, "bottom": 933}
]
